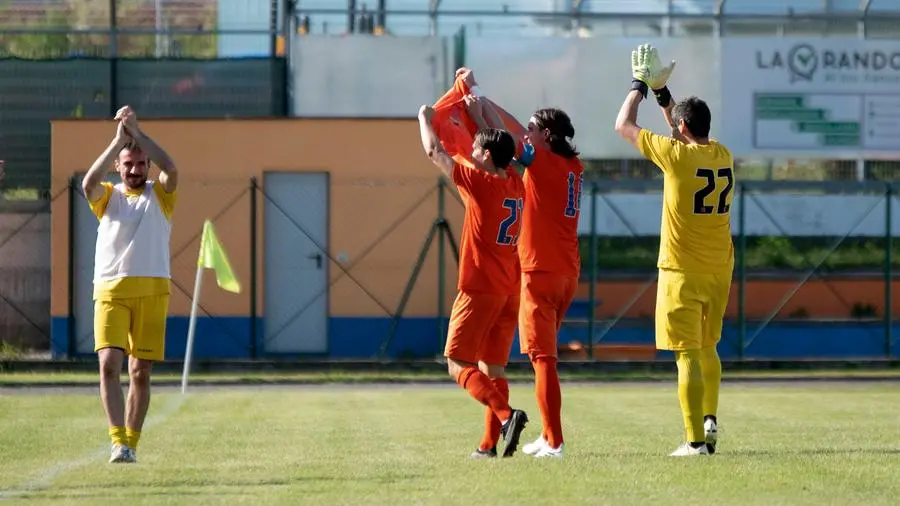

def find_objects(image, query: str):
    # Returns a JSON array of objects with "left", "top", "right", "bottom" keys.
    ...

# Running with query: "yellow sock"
[
  {"left": 699, "top": 346, "right": 722, "bottom": 418},
  {"left": 126, "top": 428, "right": 141, "bottom": 449},
  {"left": 108, "top": 426, "right": 126, "bottom": 447},
  {"left": 675, "top": 349, "right": 704, "bottom": 443}
]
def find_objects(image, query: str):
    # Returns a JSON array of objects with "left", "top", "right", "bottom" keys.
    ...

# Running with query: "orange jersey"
[
  {"left": 518, "top": 146, "right": 584, "bottom": 278},
  {"left": 431, "top": 76, "right": 527, "bottom": 166},
  {"left": 452, "top": 163, "right": 525, "bottom": 296}
]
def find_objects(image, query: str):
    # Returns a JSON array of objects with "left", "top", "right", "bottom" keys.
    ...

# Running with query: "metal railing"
[
  {"left": 288, "top": 1, "right": 900, "bottom": 37},
  {"left": 5, "top": 1, "right": 900, "bottom": 41},
  {"left": 4, "top": 176, "right": 900, "bottom": 361},
  {"left": 571, "top": 178, "right": 900, "bottom": 361}
]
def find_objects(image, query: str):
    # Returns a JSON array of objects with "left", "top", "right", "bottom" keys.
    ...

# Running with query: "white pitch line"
[{"left": 0, "top": 393, "right": 188, "bottom": 500}]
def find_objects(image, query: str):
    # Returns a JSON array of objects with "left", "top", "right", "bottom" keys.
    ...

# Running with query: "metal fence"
[
  {"left": 0, "top": 2, "right": 287, "bottom": 193},
  {"left": 569, "top": 179, "right": 900, "bottom": 361},
  {"left": 0, "top": 200, "right": 50, "bottom": 357},
  {"left": 0, "top": 57, "right": 287, "bottom": 191},
  {"left": 290, "top": 1, "right": 900, "bottom": 38},
  {"left": 3, "top": 176, "right": 900, "bottom": 361},
  {"left": 585, "top": 159, "right": 900, "bottom": 183}
]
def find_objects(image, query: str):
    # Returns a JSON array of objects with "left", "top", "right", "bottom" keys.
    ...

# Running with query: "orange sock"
[
  {"left": 480, "top": 377, "right": 509, "bottom": 451},
  {"left": 458, "top": 367, "right": 513, "bottom": 423},
  {"left": 533, "top": 356, "right": 563, "bottom": 448}
]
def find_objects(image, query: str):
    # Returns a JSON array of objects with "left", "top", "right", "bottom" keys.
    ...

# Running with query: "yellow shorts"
[
  {"left": 655, "top": 268, "right": 731, "bottom": 351},
  {"left": 94, "top": 294, "right": 169, "bottom": 361}
]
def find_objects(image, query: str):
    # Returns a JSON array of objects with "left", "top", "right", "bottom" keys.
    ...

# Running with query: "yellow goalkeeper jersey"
[{"left": 637, "top": 129, "right": 735, "bottom": 275}]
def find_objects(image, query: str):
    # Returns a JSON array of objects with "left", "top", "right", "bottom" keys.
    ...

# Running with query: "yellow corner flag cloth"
[{"left": 199, "top": 220, "right": 241, "bottom": 293}]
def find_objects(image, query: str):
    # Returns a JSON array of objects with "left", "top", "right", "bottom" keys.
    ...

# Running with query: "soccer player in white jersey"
[{"left": 82, "top": 105, "right": 178, "bottom": 463}]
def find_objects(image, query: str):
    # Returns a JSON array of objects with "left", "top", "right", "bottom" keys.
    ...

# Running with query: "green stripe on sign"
[
  {"left": 822, "top": 134, "right": 860, "bottom": 146},
  {"left": 755, "top": 95, "right": 805, "bottom": 108},
  {"left": 796, "top": 121, "right": 860, "bottom": 134},
  {"left": 757, "top": 108, "right": 826, "bottom": 121}
]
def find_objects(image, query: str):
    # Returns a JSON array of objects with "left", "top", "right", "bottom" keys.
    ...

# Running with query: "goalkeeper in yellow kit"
[{"left": 614, "top": 44, "right": 733, "bottom": 456}]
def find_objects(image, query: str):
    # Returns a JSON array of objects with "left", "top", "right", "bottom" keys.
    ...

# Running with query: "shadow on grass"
[
  {"left": 729, "top": 447, "right": 900, "bottom": 457},
  {"left": 12, "top": 473, "right": 428, "bottom": 500},
  {"left": 565, "top": 447, "right": 900, "bottom": 459}
]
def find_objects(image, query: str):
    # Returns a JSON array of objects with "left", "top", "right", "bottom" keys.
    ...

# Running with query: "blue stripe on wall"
[
  {"left": 51, "top": 317, "right": 261, "bottom": 360},
  {"left": 50, "top": 317, "right": 900, "bottom": 360}
]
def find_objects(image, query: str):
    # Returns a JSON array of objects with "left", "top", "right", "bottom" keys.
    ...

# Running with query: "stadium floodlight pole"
[
  {"left": 429, "top": 0, "right": 441, "bottom": 36},
  {"left": 715, "top": 0, "right": 726, "bottom": 37},
  {"left": 587, "top": 182, "right": 598, "bottom": 360},
  {"left": 437, "top": 176, "right": 447, "bottom": 351},
  {"left": 737, "top": 182, "right": 746, "bottom": 359},
  {"left": 181, "top": 263, "right": 205, "bottom": 394},
  {"left": 155, "top": 0, "right": 163, "bottom": 57},
  {"left": 571, "top": 0, "right": 586, "bottom": 34},
  {"left": 885, "top": 183, "right": 892, "bottom": 358},
  {"left": 109, "top": 0, "right": 118, "bottom": 114},
  {"left": 859, "top": 0, "right": 872, "bottom": 38}
]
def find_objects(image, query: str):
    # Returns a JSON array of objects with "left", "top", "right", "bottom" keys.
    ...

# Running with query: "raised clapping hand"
[
  {"left": 114, "top": 118, "right": 132, "bottom": 148},
  {"left": 114, "top": 105, "right": 140, "bottom": 138},
  {"left": 631, "top": 43, "right": 676, "bottom": 91}
]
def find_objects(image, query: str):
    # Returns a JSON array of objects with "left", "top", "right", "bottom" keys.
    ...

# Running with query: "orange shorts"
[
  {"left": 444, "top": 290, "right": 519, "bottom": 366},
  {"left": 518, "top": 271, "right": 578, "bottom": 358}
]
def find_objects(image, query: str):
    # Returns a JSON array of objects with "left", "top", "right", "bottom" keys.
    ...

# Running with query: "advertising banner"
[{"left": 722, "top": 37, "right": 900, "bottom": 158}]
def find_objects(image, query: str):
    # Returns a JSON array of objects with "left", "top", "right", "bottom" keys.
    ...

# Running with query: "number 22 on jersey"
[
  {"left": 497, "top": 198, "right": 524, "bottom": 245},
  {"left": 693, "top": 167, "right": 733, "bottom": 215}
]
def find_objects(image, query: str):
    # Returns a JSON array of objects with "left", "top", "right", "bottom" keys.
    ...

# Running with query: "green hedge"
[{"left": 579, "top": 237, "right": 900, "bottom": 273}]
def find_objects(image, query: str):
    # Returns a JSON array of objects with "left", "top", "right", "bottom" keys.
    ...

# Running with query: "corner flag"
[
  {"left": 198, "top": 219, "right": 241, "bottom": 293},
  {"left": 182, "top": 219, "right": 241, "bottom": 394}
]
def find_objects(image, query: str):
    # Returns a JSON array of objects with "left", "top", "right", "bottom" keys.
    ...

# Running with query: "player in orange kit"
[
  {"left": 466, "top": 72, "right": 583, "bottom": 458},
  {"left": 515, "top": 108, "right": 583, "bottom": 459},
  {"left": 417, "top": 94, "right": 529, "bottom": 458},
  {"left": 428, "top": 70, "right": 532, "bottom": 457}
]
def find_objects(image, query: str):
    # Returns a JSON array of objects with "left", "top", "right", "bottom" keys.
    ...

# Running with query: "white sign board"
[
  {"left": 291, "top": 36, "right": 450, "bottom": 117},
  {"left": 721, "top": 37, "right": 900, "bottom": 158}
]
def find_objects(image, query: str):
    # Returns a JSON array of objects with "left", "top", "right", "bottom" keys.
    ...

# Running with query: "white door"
[
  {"left": 72, "top": 173, "right": 119, "bottom": 355},
  {"left": 263, "top": 172, "right": 329, "bottom": 353}
]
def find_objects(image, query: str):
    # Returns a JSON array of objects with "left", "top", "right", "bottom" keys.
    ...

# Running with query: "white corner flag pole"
[{"left": 181, "top": 265, "right": 204, "bottom": 395}]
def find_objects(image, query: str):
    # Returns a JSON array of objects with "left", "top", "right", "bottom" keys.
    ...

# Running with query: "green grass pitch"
[{"left": 1, "top": 381, "right": 898, "bottom": 505}]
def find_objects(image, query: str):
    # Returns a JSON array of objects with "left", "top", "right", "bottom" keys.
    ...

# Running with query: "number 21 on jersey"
[
  {"left": 693, "top": 167, "right": 733, "bottom": 215},
  {"left": 497, "top": 198, "right": 524, "bottom": 245}
]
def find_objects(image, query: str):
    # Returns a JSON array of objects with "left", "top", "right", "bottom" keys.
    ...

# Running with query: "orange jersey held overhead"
[
  {"left": 517, "top": 147, "right": 585, "bottom": 278},
  {"left": 452, "top": 163, "right": 526, "bottom": 296},
  {"left": 431, "top": 76, "right": 526, "bottom": 166}
]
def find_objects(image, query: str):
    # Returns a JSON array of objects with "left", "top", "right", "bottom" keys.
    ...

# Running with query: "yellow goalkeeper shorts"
[
  {"left": 94, "top": 294, "right": 169, "bottom": 361},
  {"left": 655, "top": 268, "right": 731, "bottom": 351}
]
